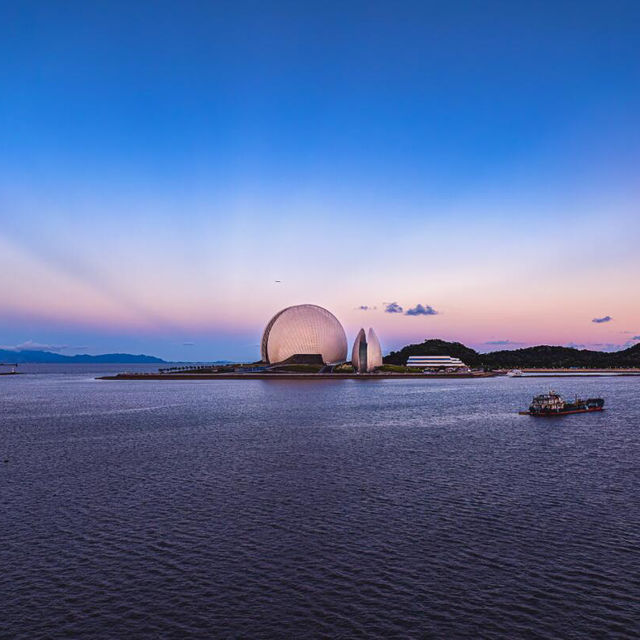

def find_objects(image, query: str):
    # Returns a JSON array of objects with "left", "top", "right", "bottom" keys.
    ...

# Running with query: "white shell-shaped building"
[
  {"left": 261, "top": 304, "right": 348, "bottom": 365},
  {"left": 352, "top": 327, "right": 383, "bottom": 372},
  {"left": 367, "top": 327, "right": 383, "bottom": 370},
  {"left": 352, "top": 328, "right": 367, "bottom": 371}
]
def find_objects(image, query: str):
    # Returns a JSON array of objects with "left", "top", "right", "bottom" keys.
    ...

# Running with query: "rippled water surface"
[{"left": 2, "top": 371, "right": 639, "bottom": 638}]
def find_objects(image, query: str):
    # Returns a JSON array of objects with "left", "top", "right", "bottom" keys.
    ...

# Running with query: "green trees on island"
[
  {"left": 384, "top": 340, "right": 483, "bottom": 367},
  {"left": 482, "top": 343, "right": 640, "bottom": 369},
  {"left": 383, "top": 339, "right": 640, "bottom": 369}
]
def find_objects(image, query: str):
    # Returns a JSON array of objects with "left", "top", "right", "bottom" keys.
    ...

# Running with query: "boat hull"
[{"left": 519, "top": 407, "right": 604, "bottom": 417}]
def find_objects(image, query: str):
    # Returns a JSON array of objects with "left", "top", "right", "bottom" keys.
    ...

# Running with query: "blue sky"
[{"left": 1, "top": 1, "right": 639, "bottom": 360}]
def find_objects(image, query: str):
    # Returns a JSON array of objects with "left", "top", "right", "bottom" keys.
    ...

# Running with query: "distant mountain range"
[
  {"left": 0, "top": 350, "right": 166, "bottom": 364},
  {"left": 7, "top": 340, "right": 639, "bottom": 368},
  {"left": 384, "top": 339, "right": 640, "bottom": 369}
]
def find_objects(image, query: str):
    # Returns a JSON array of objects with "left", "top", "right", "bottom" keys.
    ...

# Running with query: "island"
[
  {"left": 97, "top": 339, "right": 640, "bottom": 380},
  {"left": 0, "top": 349, "right": 165, "bottom": 364}
]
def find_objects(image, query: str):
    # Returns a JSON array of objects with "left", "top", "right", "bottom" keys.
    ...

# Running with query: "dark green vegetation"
[
  {"left": 384, "top": 340, "right": 482, "bottom": 367},
  {"left": 384, "top": 339, "right": 640, "bottom": 369},
  {"left": 0, "top": 349, "right": 165, "bottom": 364},
  {"left": 377, "top": 364, "right": 415, "bottom": 373},
  {"left": 483, "top": 343, "right": 640, "bottom": 369}
]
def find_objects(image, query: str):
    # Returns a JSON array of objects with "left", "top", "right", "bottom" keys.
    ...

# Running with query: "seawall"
[{"left": 98, "top": 372, "right": 498, "bottom": 381}]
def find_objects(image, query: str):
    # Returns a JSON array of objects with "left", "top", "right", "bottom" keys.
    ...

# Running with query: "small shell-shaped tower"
[
  {"left": 351, "top": 328, "right": 367, "bottom": 373},
  {"left": 352, "top": 327, "right": 383, "bottom": 372},
  {"left": 366, "top": 328, "right": 383, "bottom": 371}
]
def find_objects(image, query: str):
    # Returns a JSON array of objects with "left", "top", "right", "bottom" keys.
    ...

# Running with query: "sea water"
[{"left": 2, "top": 369, "right": 639, "bottom": 638}]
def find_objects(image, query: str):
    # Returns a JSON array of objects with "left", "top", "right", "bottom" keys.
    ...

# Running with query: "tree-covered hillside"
[
  {"left": 383, "top": 340, "right": 640, "bottom": 369},
  {"left": 483, "top": 343, "right": 640, "bottom": 368},
  {"left": 384, "top": 339, "right": 483, "bottom": 367}
]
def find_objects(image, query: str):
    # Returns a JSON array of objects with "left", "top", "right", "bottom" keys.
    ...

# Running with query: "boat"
[
  {"left": 507, "top": 369, "right": 523, "bottom": 377},
  {"left": 519, "top": 390, "right": 604, "bottom": 416}
]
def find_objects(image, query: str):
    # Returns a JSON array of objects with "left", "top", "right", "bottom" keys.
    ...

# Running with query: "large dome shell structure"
[{"left": 261, "top": 304, "right": 348, "bottom": 365}]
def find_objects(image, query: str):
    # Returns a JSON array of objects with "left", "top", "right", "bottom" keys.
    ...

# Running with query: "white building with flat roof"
[{"left": 406, "top": 355, "right": 467, "bottom": 369}]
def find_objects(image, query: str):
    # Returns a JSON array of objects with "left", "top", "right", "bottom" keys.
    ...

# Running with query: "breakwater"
[{"left": 98, "top": 372, "right": 498, "bottom": 381}]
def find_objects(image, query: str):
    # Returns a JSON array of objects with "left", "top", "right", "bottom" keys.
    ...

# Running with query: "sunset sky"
[{"left": 2, "top": 1, "right": 639, "bottom": 361}]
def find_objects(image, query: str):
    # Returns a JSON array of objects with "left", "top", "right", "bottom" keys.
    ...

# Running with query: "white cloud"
[{"left": 0, "top": 340, "right": 67, "bottom": 352}]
